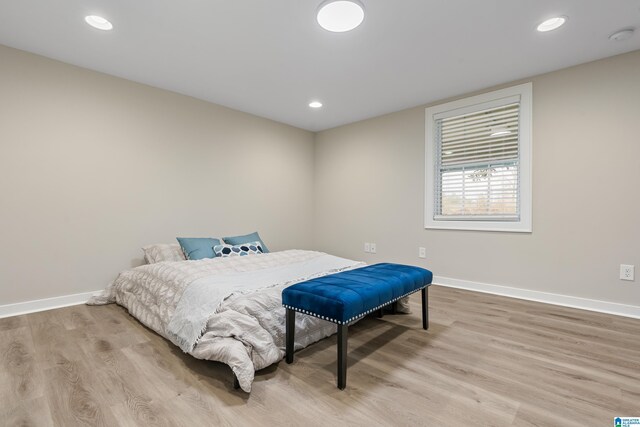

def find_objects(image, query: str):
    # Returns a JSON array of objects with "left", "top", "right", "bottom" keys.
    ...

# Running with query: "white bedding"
[{"left": 88, "top": 250, "right": 364, "bottom": 391}]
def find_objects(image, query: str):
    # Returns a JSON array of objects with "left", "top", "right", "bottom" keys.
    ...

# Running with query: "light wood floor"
[{"left": 1, "top": 286, "right": 639, "bottom": 426}]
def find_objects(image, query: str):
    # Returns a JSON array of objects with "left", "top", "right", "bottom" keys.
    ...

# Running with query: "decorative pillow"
[
  {"left": 213, "top": 241, "right": 263, "bottom": 258},
  {"left": 176, "top": 237, "right": 222, "bottom": 260},
  {"left": 222, "top": 232, "right": 270, "bottom": 253},
  {"left": 142, "top": 243, "right": 186, "bottom": 264}
]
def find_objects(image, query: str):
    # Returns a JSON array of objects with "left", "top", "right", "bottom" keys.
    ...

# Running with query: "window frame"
[{"left": 425, "top": 83, "right": 533, "bottom": 232}]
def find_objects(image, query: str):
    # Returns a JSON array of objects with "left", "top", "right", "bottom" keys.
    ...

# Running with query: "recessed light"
[
  {"left": 309, "top": 101, "right": 323, "bottom": 108},
  {"left": 317, "top": 1, "right": 365, "bottom": 33},
  {"left": 609, "top": 28, "right": 635, "bottom": 41},
  {"left": 85, "top": 15, "right": 113, "bottom": 31},
  {"left": 537, "top": 16, "right": 567, "bottom": 32}
]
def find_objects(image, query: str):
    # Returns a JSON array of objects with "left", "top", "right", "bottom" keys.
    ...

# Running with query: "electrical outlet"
[
  {"left": 364, "top": 243, "right": 370, "bottom": 253},
  {"left": 370, "top": 243, "right": 377, "bottom": 254},
  {"left": 620, "top": 264, "right": 635, "bottom": 281},
  {"left": 418, "top": 247, "right": 426, "bottom": 258}
]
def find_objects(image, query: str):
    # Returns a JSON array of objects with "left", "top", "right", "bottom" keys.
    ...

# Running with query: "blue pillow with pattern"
[
  {"left": 213, "top": 241, "right": 264, "bottom": 257},
  {"left": 223, "top": 232, "right": 269, "bottom": 253}
]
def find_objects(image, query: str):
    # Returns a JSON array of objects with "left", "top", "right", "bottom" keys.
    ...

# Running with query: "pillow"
[
  {"left": 213, "top": 241, "right": 263, "bottom": 258},
  {"left": 176, "top": 237, "right": 222, "bottom": 260},
  {"left": 222, "top": 232, "right": 269, "bottom": 253},
  {"left": 142, "top": 243, "right": 186, "bottom": 264}
]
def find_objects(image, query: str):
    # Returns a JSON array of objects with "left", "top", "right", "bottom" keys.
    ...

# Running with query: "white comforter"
[{"left": 88, "top": 250, "right": 364, "bottom": 392}]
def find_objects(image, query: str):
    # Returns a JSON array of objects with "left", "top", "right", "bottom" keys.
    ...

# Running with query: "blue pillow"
[
  {"left": 222, "top": 232, "right": 269, "bottom": 253},
  {"left": 176, "top": 237, "right": 221, "bottom": 260}
]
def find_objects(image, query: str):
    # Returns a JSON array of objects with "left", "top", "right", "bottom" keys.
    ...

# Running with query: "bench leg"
[
  {"left": 422, "top": 287, "right": 429, "bottom": 330},
  {"left": 337, "top": 324, "right": 348, "bottom": 390},
  {"left": 391, "top": 301, "right": 398, "bottom": 314},
  {"left": 377, "top": 308, "right": 384, "bottom": 318},
  {"left": 286, "top": 308, "right": 295, "bottom": 364}
]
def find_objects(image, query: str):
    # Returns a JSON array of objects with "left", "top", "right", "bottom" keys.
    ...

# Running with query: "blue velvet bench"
[{"left": 282, "top": 263, "right": 433, "bottom": 389}]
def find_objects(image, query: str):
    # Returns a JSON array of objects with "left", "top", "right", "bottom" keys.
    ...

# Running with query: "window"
[{"left": 425, "top": 83, "right": 532, "bottom": 232}]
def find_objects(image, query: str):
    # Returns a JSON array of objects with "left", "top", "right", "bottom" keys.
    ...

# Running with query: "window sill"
[{"left": 425, "top": 221, "right": 532, "bottom": 233}]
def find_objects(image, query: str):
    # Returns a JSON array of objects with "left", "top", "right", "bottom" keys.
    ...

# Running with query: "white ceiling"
[{"left": 1, "top": 0, "right": 639, "bottom": 131}]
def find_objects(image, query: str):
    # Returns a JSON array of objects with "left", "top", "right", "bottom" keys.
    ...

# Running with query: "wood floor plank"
[
  {"left": 1, "top": 285, "right": 639, "bottom": 426},
  {"left": 0, "top": 315, "right": 28, "bottom": 332},
  {"left": 0, "top": 396, "right": 54, "bottom": 427},
  {"left": 0, "top": 327, "right": 44, "bottom": 408},
  {"left": 87, "top": 349, "right": 174, "bottom": 406},
  {"left": 57, "top": 305, "right": 98, "bottom": 331},
  {"left": 27, "top": 309, "right": 91, "bottom": 370},
  {"left": 347, "top": 325, "right": 522, "bottom": 423},
  {"left": 43, "top": 358, "right": 119, "bottom": 427}
]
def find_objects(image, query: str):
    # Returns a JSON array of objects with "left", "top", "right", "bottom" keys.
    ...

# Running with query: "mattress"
[{"left": 88, "top": 249, "right": 365, "bottom": 391}]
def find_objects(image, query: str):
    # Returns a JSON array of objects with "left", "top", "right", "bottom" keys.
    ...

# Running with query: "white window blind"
[
  {"left": 434, "top": 102, "right": 521, "bottom": 221},
  {"left": 425, "top": 83, "right": 532, "bottom": 232}
]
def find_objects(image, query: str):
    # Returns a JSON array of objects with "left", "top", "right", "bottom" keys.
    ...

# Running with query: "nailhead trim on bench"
[{"left": 283, "top": 285, "right": 429, "bottom": 325}]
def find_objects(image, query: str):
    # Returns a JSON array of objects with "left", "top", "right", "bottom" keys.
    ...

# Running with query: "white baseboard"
[
  {"left": 2, "top": 278, "right": 638, "bottom": 321},
  {"left": 434, "top": 276, "right": 640, "bottom": 320},
  {"left": 0, "top": 290, "right": 102, "bottom": 319}
]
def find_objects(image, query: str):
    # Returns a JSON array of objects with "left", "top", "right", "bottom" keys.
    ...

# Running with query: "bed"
[{"left": 88, "top": 249, "right": 389, "bottom": 392}]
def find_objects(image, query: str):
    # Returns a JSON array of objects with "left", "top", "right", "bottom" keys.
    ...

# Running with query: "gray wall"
[
  {"left": 0, "top": 44, "right": 315, "bottom": 304},
  {"left": 314, "top": 50, "right": 640, "bottom": 305},
  {"left": 2, "top": 43, "right": 639, "bottom": 309}
]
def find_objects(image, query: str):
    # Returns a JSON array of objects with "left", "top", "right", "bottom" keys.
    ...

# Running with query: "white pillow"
[{"left": 142, "top": 243, "right": 186, "bottom": 264}]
